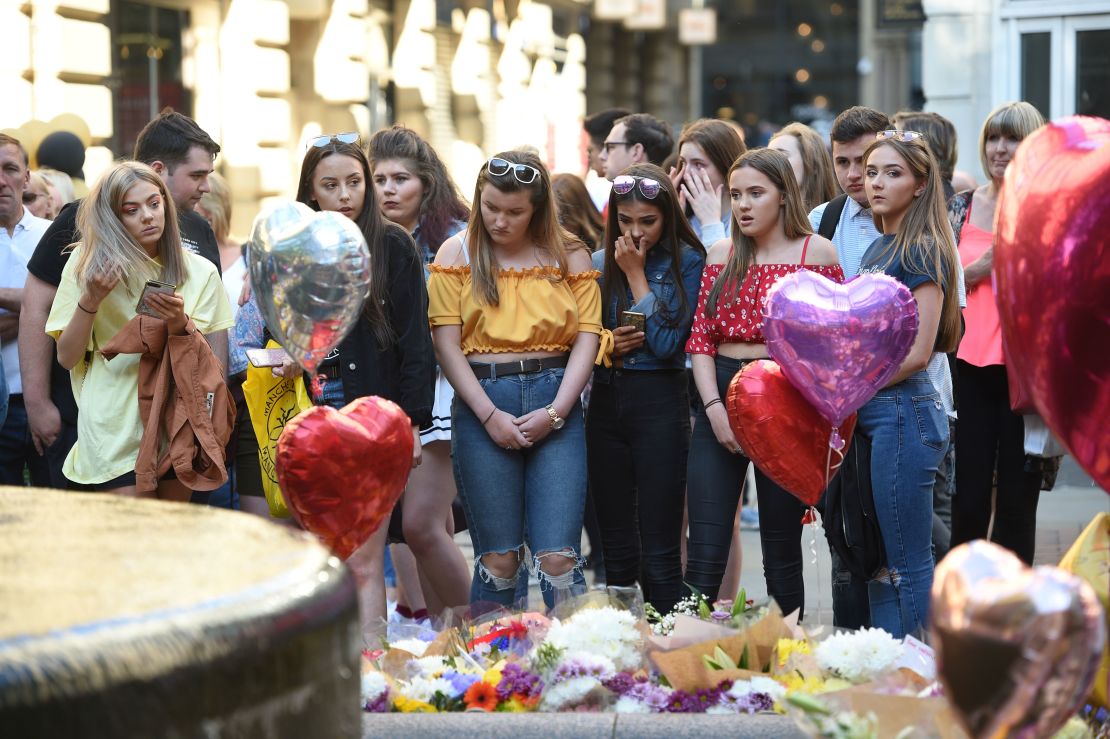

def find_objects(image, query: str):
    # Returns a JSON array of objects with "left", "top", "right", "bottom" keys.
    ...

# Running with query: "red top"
[
  {"left": 955, "top": 197, "right": 1003, "bottom": 367},
  {"left": 685, "top": 236, "right": 845, "bottom": 356}
]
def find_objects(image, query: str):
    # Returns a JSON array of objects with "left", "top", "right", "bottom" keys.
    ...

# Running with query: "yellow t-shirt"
[
  {"left": 45, "top": 250, "right": 235, "bottom": 485},
  {"left": 426, "top": 264, "right": 602, "bottom": 355}
]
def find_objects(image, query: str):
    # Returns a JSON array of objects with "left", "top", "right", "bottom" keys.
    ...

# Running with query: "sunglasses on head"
[
  {"left": 612, "top": 175, "right": 661, "bottom": 199},
  {"left": 877, "top": 129, "right": 924, "bottom": 143},
  {"left": 487, "top": 157, "right": 541, "bottom": 184},
  {"left": 308, "top": 132, "right": 361, "bottom": 149}
]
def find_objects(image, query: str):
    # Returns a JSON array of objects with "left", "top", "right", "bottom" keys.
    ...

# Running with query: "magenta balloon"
[
  {"left": 994, "top": 116, "right": 1110, "bottom": 493},
  {"left": 763, "top": 270, "right": 919, "bottom": 427}
]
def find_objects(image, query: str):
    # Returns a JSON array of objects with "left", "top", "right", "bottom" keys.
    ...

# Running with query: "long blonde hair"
[
  {"left": 863, "top": 137, "right": 961, "bottom": 353},
  {"left": 74, "top": 161, "right": 186, "bottom": 293},
  {"left": 706, "top": 148, "right": 813, "bottom": 317},
  {"left": 466, "top": 150, "right": 581, "bottom": 305}
]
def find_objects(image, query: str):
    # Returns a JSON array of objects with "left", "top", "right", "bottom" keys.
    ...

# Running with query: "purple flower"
[
  {"left": 364, "top": 692, "right": 389, "bottom": 713},
  {"left": 603, "top": 672, "right": 637, "bottom": 697},
  {"left": 496, "top": 663, "right": 544, "bottom": 700},
  {"left": 665, "top": 689, "right": 706, "bottom": 713},
  {"left": 710, "top": 610, "right": 731, "bottom": 622},
  {"left": 733, "top": 691, "right": 774, "bottom": 714},
  {"left": 443, "top": 670, "right": 480, "bottom": 696},
  {"left": 626, "top": 682, "right": 671, "bottom": 712}
]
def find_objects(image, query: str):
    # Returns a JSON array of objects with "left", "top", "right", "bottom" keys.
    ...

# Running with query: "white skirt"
[{"left": 419, "top": 368, "right": 453, "bottom": 445}]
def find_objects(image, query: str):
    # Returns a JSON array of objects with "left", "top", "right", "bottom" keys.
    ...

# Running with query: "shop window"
[
  {"left": 1076, "top": 29, "right": 1110, "bottom": 117},
  {"left": 1020, "top": 32, "right": 1051, "bottom": 120}
]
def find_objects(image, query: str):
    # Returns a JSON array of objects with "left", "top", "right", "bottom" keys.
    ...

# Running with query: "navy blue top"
[
  {"left": 592, "top": 239, "right": 705, "bottom": 372},
  {"left": 858, "top": 234, "right": 943, "bottom": 292}
]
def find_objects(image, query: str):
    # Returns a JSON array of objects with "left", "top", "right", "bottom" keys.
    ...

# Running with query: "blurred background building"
[{"left": 2, "top": 0, "right": 1107, "bottom": 234}]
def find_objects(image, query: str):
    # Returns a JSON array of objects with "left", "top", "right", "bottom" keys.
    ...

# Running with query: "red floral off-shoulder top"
[{"left": 685, "top": 237, "right": 845, "bottom": 357}]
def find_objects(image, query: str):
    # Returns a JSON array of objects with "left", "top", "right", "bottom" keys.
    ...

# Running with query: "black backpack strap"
[{"left": 817, "top": 193, "right": 849, "bottom": 240}]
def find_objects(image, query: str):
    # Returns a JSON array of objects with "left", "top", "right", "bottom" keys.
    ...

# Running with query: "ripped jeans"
[
  {"left": 857, "top": 371, "right": 947, "bottom": 638},
  {"left": 452, "top": 367, "right": 587, "bottom": 609}
]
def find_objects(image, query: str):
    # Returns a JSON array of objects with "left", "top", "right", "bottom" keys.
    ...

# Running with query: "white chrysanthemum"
[
  {"left": 614, "top": 696, "right": 653, "bottom": 713},
  {"left": 389, "top": 638, "right": 429, "bottom": 656},
  {"left": 361, "top": 671, "right": 388, "bottom": 704},
  {"left": 705, "top": 705, "right": 734, "bottom": 715},
  {"left": 402, "top": 676, "right": 454, "bottom": 703},
  {"left": 540, "top": 676, "right": 602, "bottom": 710},
  {"left": 408, "top": 656, "right": 449, "bottom": 678},
  {"left": 745, "top": 676, "right": 787, "bottom": 702},
  {"left": 815, "top": 627, "right": 904, "bottom": 683},
  {"left": 543, "top": 607, "right": 643, "bottom": 671}
]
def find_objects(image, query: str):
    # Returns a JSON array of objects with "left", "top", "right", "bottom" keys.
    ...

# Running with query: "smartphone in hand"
[
  {"left": 246, "top": 347, "right": 290, "bottom": 368},
  {"left": 621, "top": 310, "right": 646, "bottom": 333},
  {"left": 136, "top": 279, "right": 176, "bottom": 317}
]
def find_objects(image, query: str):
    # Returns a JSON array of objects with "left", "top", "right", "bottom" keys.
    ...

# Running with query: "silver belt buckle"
[{"left": 518, "top": 359, "right": 528, "bottom": 374}]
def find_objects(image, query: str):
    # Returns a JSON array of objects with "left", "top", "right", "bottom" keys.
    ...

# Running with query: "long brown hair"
[
  {"left": 367, "top": 125, "right": 470, "bottom": 250},
  {"left": 705, "top": 148, "right": 812, "bottom": 317},
  {"left": 862, "top": 137, "right": 961, "bottom": 353},
  {"left": 770, "top": 122, "right": 838, "bottom": 212},
  {"left": 601, "top": 163, "right": 705, "bottom": 328},
  {"left": 466, "top": 150, "right": 582, "bottom": 305},
  {"left": 552, "top": 173, "right": 603, "bottom": 251},
  {"left": 295, "top": 140, "right": 397, "bottom": 347},
  {"left": 677, "top": 119, "right": 747, "bottom": 184},
  {"left": 74, "top": 161, "right": 187, "bottom": 293}
]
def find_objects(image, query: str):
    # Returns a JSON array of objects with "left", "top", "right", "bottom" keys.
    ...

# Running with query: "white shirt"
[
  {"left": 808, "top": 196, "right": 879, "bottom": 279},
  {"left": 221, "top": 255, "right": 247, "bottom": 322},
  {"left": 0, "top": 207, "right": 50, "bottom": 396},
  {"left": 689, "top": 213, "right": 732, "bottom": 248}
]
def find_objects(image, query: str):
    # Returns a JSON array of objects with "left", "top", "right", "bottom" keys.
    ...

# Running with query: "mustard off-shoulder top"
[{"left": 427, "top": 264, "right": 603, "bottom": 355}]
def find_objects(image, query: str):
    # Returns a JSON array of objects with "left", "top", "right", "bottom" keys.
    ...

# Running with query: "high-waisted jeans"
[
  {"left": 587, "top": 368, "right": 689, "bottom": 614},
  {"left": 686, "top": 356, "right": 808, "bottom": 616},
  {"left": 452, "top": 367, "right": 587, "bottom": 609},
  {"left": 858, "top": 370, "right": 947, "bottom": 638}
]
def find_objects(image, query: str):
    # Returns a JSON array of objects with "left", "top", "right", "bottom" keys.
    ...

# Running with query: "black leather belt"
[{"left": 470, "top": 355, "right": 569, "bottom": 380}]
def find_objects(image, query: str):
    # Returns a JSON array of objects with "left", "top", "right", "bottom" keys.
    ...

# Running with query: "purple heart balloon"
[{"left": 763, "top": 270, "right": 919, "bottom": 427}]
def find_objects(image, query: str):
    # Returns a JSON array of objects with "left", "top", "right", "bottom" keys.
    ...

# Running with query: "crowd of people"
[{"left": 0, "top": 98, "right": 1060, "bottom": 641}]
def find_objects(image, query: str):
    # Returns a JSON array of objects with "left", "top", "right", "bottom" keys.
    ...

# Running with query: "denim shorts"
[{"left": 451, "top": 367, "right": 587, "bottom": 608}]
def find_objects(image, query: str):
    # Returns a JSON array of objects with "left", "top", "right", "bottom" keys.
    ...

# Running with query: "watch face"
[{"left": 553, "top": 417, "right": 565, "bottom": 430}]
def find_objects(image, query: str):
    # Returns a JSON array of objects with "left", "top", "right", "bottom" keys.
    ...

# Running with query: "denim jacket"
[{"left": 592, "top": 239, "right": 705, "bottom": 373}]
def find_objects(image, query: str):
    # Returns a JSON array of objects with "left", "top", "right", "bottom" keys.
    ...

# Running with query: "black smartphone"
[
  {"left": 621, "top": 310, "right": 646, "bottom": 332},
  {"left": 136, "top": 279, "right": 176, "bottom": 317}
]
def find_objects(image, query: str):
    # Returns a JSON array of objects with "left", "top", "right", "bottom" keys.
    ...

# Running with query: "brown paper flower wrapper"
[{"left": 809, "top": 689, "right": 969, "bottom": 739}]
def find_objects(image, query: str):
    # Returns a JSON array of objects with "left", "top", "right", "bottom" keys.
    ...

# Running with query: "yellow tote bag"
[
  {"left": 1059, "top": 512, "right": 1109, "bottom": 709},
  {"left": 241, "top": 341, "right": 313, "bottom": 518}
]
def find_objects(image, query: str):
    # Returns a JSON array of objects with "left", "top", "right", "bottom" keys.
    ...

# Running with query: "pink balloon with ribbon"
[{"left": 763, "top": 270, "right": 919, "bottom": 447}]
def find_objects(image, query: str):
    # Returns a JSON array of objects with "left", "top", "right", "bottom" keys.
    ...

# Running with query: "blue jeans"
[
  {"left": 857, "top": 371, "right": 947, "bottom": 638},
  {"left": 452, "top": 367, "right": 587, "bottom": 609},
  {"left": 0, "top": 397, "right": 52, "bottom": 487}
]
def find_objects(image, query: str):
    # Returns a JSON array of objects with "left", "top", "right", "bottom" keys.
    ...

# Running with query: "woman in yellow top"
[
  {"left": 46, "top": 161, "right": 233, "bottom": 499},
  {"left": 428, "top": 151, "right": 602, "bottom": 608}
]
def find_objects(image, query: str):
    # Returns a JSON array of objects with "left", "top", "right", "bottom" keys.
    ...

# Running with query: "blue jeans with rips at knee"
[
  {"left": 858, "top": 370, "right": 947, "bottom": 638},
  {"left": 452, "top": 367, "right": 587, "bottom": 609}
]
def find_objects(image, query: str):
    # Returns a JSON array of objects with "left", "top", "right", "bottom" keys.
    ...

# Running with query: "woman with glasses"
[
  {"left": 685, "top": 148, "right": 842, "bottom": 615},
  {"left": 290, "top": 134, "right": 435, "bottom": 635},
  {"left": 587, "top": 164, "right": 705, "bottom": 614},
  {"left": 768, "top": 123, "right": 838, "bottom": 213},
  {"left": 947, "top": 103, "right": 1046, "bottom": 565},
  {"left": 367, "top": 125, "right": 472, "bottom": 612},
  {"left": 856, "top": 130, "right": 961, "bottom": 637},
  {"left": 428, "top": 151, "right": 602, "bottom": 608},
  {"left": 669, "top": 119, "right": 746, "bottom": 247}
]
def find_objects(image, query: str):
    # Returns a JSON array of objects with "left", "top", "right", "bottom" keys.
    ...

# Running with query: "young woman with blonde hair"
[
  {"left": 428, "top": 151, "right": 602, "bottom": 608},
  {"left": 685, "top": 148, "right": 842, "bottom": 615},
  {"left": 46, "top": 161, "right": 233, "bottom": 497},
  {"left": 769, "top": 122, "right": 838, "bottom": 213},
  {"left": 857, "top": 130, "right": 961, "bottom": 636}
]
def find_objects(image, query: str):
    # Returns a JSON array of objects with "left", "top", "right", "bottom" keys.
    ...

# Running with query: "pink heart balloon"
[
  {"left": 931, "top": 541, "right": 1106, "bottom": 739},
  {"left": 763, "top": 270, "right": 919, "bottom": 427},
  {"left": 994, "top": 116, "right": 1110, "bottom": 493}
]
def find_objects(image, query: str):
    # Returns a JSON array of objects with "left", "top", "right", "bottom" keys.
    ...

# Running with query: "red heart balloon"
[
  {"left": 276, "top": 396, "right": 413, "bottom": 559},
  {"left": 994, "top": 116, "right": 1110, "bottom": 493},
  {"left": 726, "top": 359, "right": 856, "bottom": 506}
]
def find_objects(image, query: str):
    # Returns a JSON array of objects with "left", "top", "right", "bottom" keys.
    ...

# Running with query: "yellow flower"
[
  {"left": 394, "top": 695, "right": 437, "bottom": 713},
  {"left": 482, "top": 658, "right": 507, "bottom": 686},
  {"left": 775, "top": 638, "right": 812, "bottom": 668}
]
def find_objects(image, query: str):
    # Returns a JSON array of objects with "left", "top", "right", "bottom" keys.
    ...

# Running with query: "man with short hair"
[
  {"left": 599, "top": 113, "right": 674, "bottom": 181},
  {"left": 808, "top": 105, "right": 890, "bottom": 278},
  {"left": 0, "top": 133, "right": 53, "bottom": 485},
  {"left": 18, "top": 110, "right": 226, "bottom": 489},
  {"left": 583, "top": 108, "right": 632, "bottom": 179}
]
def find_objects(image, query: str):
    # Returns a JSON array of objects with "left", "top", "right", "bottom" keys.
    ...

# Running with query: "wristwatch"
[{"left": 544, "top": 404, "right": 565, "bottom": 430}]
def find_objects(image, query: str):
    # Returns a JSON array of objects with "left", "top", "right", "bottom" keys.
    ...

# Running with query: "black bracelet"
[
  {"left": 77, "top": 302, "right": 97, "bottom": 315},
  {"left": 703, "top": 398, "right": 723, "bottom": 411},
  {"left": 481, "top": 407, "right": 497, "bottom": 425}
]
